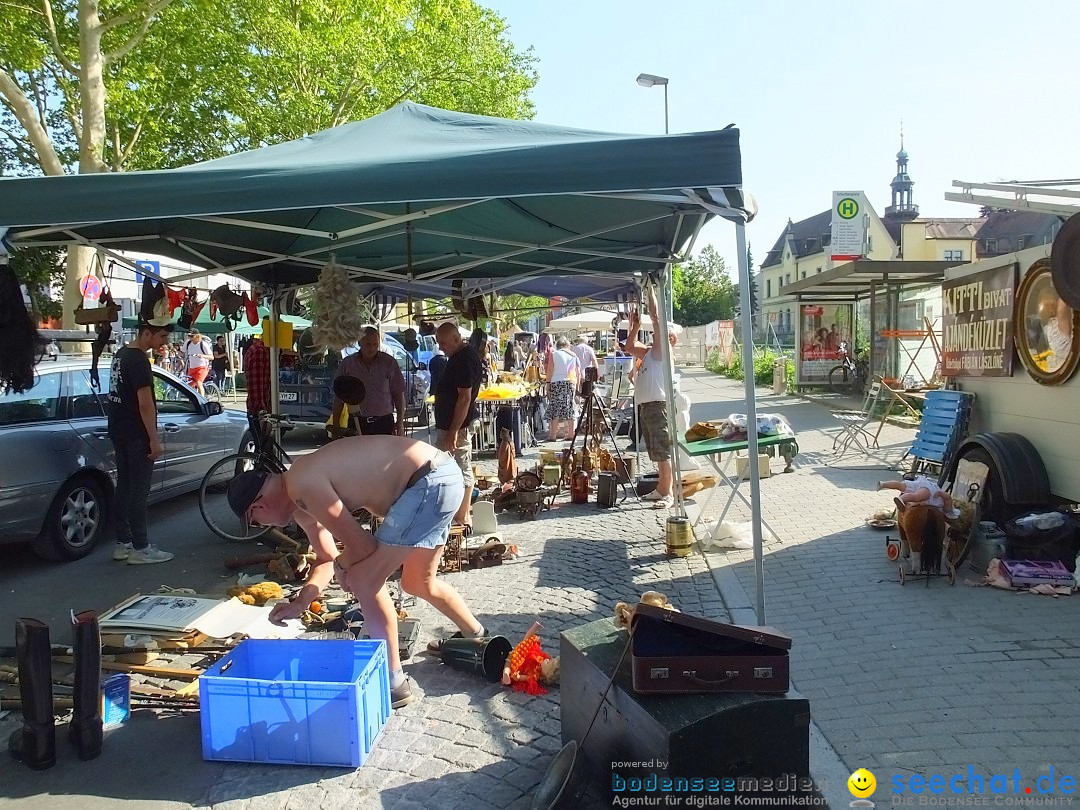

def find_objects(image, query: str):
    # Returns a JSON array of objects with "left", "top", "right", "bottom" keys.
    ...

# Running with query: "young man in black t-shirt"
[
  {"left": 108, "top": 321, "right": 175, "bottom": 564},
  {"left": 432, "top": 323, "right": 482, "bottom": 529}
]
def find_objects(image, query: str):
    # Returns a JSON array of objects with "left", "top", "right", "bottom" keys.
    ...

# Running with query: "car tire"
[{"left": 32, "top": 476, "right": 107, "bottom": 561}]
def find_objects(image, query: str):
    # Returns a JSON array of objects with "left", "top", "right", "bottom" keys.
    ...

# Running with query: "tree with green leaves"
[
  {"left": 672, "top": 245, "right": 736, "bottom": 327},
  {"left": 735, "top": 242, "right": 758, "bottom": 317},
  {"left": 0, "top": 0, "right": 537, "bottom": 325}
]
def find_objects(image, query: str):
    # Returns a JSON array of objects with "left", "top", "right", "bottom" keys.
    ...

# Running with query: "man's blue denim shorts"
[{"left": 375, "top": 455, "right": 464, "bottom": 549}]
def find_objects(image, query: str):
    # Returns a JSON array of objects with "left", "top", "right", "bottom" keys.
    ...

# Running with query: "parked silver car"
[{"left": 0, "top": 357, "right": 250, "bottom": 561}]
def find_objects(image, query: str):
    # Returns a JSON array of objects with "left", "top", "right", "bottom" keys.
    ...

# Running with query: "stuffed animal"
[
  {"left": 614, "top": 591, "right": 680, "bottom": 629},
  {"left": 225, "top": 582, "right": 284, "bottom": 606}
]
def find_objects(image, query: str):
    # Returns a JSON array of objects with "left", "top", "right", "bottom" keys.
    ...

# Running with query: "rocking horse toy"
[{"left": 892, "top": 498, "right": 956, "bottom": 587}]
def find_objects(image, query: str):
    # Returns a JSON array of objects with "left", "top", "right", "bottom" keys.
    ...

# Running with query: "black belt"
[
  {"left": 354, "top": 414, "right": 393, "bottom": 423},
  {"left": 406, "top": 452, "right": 449, "bottom": 489}
]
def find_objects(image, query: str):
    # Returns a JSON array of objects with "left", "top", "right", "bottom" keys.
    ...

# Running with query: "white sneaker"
[
  {"left": 642, "top": 490, "right": 665, "bottom": 501},
  {"left": 112, "top": 542, "right": 134, "bottom": 561},
  {"left": 127, "top": 546, "right": 174, "bottom": 565},
  {"left": 651, "top": 494, "right": 675, "bottom": 510}
]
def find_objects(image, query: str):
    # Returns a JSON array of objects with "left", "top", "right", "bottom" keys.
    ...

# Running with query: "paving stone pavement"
[
  {"left": 681, "top": 368, "right": 1080, "bottom": 806},
  {"left": 3, "top": 367, "right": 1075, "bottom": 809}
]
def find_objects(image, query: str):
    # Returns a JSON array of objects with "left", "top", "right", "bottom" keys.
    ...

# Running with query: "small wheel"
[
  {"left": 885, "top": 538, "right": 901, "bottom": 561},
  {"left": 898, "top": 565, "right": 906, "bottom": 586},
  {"left": 947, "top": 564, "right": 957, "bottom": 586},
  {"left": 199, "top": 452, "right": 272, "bottom": 541}
]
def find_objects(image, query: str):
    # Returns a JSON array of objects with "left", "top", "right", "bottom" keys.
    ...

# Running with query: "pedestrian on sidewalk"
[
  {"left": 432, "top": 322, "right": 483, "bottom": 532},
  {"left": 227, "top": 435, "right": 487, "bottom": 708},
  {"left": 183, "top": 328, "right": 213, "bottom": 396},
  {"left": 330, "top": 327, "right": 406, "bottom": 437},
  {"left": 107, "top": 321, "right": 175, "bottom": 564},
  {"left": 624, "top": 284, "right": 678, "bottom": 510}
]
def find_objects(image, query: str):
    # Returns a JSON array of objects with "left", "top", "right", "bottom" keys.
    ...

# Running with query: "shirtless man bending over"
[{"left": 226, "top": 435, "right": 487, "bottom": 708}]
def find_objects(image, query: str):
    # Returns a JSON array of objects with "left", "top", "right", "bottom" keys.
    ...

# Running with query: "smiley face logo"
[{"left": 848, "top": 768, "right": 876, "bottom": 798}]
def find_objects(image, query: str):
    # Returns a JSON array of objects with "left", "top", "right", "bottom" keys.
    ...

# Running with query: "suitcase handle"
[{"left": 683, "top": 670, "right": 738, "bottom": 686}]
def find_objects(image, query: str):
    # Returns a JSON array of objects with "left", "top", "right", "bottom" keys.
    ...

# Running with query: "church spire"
[{"left": 885, "top": 125, "right": 918, "bottom": 222}]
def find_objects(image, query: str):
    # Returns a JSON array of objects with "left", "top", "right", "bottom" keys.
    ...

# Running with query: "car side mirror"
[{"left": 204, "top": 401, "right": 223, "bottom": 416}]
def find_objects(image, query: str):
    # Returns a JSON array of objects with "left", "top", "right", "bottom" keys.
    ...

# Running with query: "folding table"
[{"left": 679, "top": 433, "right": 799, "bottom": 545}]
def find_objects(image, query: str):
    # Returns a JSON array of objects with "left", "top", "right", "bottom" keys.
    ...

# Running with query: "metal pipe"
[
  {"left": 735, "top": 219, "right": 766, "bottom": 627},
  {"left": 653, "top": 271, "right": 683, "bottom": 517}
]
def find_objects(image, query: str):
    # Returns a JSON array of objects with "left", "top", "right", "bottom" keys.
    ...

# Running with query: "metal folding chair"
[{"left": 831, "top": 381, "right": 888, "bottom": 457}]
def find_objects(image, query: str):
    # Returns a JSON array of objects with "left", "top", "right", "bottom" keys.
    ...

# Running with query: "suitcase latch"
[
  {"left": 650, "top": 667, "right": 669, "bottom": 680},
  {"left": 754, "top": 667, "right": 774, "bottom": 679}
]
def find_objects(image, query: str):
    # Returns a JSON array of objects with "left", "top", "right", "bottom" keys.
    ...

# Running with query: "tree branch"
[
  {"left": 117, "top": 119, "right": 143, "bottom": 168},
  {"left": 100, "top": 0, "right": 173, "bottom": 35},
  {"left": 40, "top": 0, "right": 79, "bottom": 75},
  {"left": 0, "top": 68, "right": 65, "bottom": 175},
  {"left": 103, "top": 0, "right": 175, "bottom": 65}
]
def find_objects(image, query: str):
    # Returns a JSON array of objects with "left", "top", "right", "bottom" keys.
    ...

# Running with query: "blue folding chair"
[{"left": 903, "top": 390, "right": 975, "bottom": 478}]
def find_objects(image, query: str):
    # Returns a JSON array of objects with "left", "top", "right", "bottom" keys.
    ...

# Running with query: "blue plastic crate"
[{"left": 199, "top": 639, "right": 390, "bottom": 768}]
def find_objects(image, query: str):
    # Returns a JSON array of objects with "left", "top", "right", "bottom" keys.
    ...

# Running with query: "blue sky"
[{"left": 485, "top": 0, "right": 1080, "bottom": 277}]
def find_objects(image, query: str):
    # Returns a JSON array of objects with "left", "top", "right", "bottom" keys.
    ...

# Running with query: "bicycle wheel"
[
  {"left": 202, "top": 381, "right": 220, "bottom": 402},
  {"left": 827, "top": 364, "right": 856, "bottom": 395},
  {"left": 199, "top": 452, "right": 272, "bottom": 541}
]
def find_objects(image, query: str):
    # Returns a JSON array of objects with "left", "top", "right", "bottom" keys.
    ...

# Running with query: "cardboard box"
[{"left": 735, "top": 453, "right": 771, "bottom": 479}]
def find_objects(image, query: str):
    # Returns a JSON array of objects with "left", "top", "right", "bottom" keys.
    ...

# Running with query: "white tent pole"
[
  {"left": 653, "top": 269, "right": 684, "bottom": 517},
  {"left": 735, "top": 219, "right": 766, "bottom": 626}
]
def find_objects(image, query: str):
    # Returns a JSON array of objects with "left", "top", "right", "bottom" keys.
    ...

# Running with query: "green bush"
[{"left": 706, "top": 347, "right": 791, "bottom": 386}]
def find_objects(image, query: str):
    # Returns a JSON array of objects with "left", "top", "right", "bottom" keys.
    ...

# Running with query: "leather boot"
[
  {"left": 69, "top": 610, "right": 102, "bottom": 760},
  {"left": 7, "top": 618, "right": 56, "bottom": 770}
]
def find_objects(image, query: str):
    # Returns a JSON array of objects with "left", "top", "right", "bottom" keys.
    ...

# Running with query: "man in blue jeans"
[
  {"left": 107, "top": 321, "right": 175, "bottom": 564},
  {"left": 225, "top": 435, "right": 487, "bottom": 708}
]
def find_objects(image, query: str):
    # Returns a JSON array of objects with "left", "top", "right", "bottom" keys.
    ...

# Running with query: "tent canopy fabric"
[
  {"left": 545, "top": 309, "right": 680, "bottom": 333},
  {"left": 0, "top": 102, "right": 752, "bottom": 302}
]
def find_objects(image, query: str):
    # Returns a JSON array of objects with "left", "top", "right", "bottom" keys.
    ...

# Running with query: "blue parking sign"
[{"left": 134, "top": 259, "right": 159, "bottom": 284}]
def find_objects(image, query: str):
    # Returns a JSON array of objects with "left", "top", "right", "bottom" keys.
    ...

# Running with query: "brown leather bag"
[{"left": 497, "top": 428, "right": 518, "bottom": 484}]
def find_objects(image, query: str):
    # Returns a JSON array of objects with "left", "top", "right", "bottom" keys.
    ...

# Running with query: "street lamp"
[
  {"left": 636, "top": 73, "right": 673, "bottom": 319},
  {"left": 636, "top": 73, "right": 669, "bottom": 134}
]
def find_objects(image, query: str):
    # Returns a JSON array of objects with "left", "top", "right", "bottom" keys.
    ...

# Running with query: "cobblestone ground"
[
  {"left": 192, "top": 438, "right": 727, "bottom": 809},
  {"left": 683, "top": 369, "right": 1080, "bottom": 805}
]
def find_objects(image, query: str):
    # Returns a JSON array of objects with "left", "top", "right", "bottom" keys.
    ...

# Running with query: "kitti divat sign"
[{"left": 941, "top": 263, "right": 1017, "bottom": 377}]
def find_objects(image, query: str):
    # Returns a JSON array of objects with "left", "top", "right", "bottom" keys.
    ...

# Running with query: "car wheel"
[{"left": 32, "top": 476, "right": 107, "bottom": 561}]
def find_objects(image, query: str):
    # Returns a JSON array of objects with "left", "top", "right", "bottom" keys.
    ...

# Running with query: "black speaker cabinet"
[{"left": 560, "top": 618, "right": 810, "bottom": 797}]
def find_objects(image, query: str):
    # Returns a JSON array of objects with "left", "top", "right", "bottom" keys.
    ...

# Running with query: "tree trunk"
[{"left": 62, "top": 0, "right": 109, "bottom": 329}]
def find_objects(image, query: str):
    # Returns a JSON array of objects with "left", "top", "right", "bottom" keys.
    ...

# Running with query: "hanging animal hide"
[
  {"left": 0, "top": 263, "right": 42, "bottom": 394},
  {"left": 310, "top": 258, "right": 367, "bottom": 351}
]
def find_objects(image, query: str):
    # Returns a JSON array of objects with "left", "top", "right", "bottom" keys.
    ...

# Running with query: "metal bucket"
[{"left": 665, "top": 516, "right": 693, "bottom": 557}]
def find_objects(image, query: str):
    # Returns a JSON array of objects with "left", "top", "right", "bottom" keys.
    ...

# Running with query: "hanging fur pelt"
[
  {"left": 310, "top": 258, "right": 368, "bottom": 351},
  {"left": 0, "top": 262, "right": 43, "bottom": 394}
]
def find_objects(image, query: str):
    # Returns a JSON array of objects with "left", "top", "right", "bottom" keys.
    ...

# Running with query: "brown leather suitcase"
[{"left": 630, "top": 604, "right": 791, "bottom": 694}]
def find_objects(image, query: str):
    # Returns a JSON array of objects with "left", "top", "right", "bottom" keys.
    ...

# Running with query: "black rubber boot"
[
  {"left": 7, "top": 618, "right": 56, "bottom": 770},
  {"left": 69, "top": 610, "right": 102, "bottom": 760}
]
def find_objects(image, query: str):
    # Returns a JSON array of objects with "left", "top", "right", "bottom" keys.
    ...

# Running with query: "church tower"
[{"left": 884, "top": 133, "right": 919, "bottom": 222}]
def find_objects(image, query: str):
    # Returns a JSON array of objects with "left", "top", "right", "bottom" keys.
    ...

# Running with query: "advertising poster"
[
  {"left": 797, "top": 303, "right": 854, "bottom": 384},
  {"left": 941, "top": 264, "right": 1016, "bottom": 377}
]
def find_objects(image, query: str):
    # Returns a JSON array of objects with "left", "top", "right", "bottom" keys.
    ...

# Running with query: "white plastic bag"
[{"left": 701, "top": 520, "right": 754, "bottom": 551}]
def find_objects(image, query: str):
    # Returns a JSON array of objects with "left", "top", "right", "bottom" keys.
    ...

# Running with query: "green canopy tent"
[{"left": 0, "top": 102, "right": 775, "bottom": 624}]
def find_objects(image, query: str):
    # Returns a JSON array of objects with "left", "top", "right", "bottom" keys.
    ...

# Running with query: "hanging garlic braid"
[{"left": 310, "top": 258, "right": 369, "bottom": 351}]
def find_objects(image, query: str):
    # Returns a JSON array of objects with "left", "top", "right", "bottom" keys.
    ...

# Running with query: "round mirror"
[{"left": 1013, "top": 258, "right": 1080, "bottom": 385}]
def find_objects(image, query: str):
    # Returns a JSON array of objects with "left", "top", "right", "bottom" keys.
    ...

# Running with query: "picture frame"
[{"left": 1013, "top": 259, "right": 1080, "bottom": 386}]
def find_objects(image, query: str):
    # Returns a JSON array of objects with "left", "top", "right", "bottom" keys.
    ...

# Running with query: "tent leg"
[
  {"left": 653, "top": 270, "right": 684, "bottom": 518},
  {"left": 268, "top": 289, "right": 281, "bottom": 445},
  {"left": 735, "top": 220, "right": 766, "bottom": 627}
]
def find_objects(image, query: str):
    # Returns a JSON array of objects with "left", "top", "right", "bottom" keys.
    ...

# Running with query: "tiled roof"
[{"left": 761, "top": 210, "right": 832, "bottom": 268}]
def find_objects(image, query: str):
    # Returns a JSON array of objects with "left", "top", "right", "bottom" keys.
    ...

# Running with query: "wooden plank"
[{"left": 54, "top": 657, "right": 202, "bottom": 680}]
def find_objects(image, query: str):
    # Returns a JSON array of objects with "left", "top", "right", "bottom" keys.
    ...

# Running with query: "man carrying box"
[{"left": 225, "top": 435, "right": 486, "bottom": 708}]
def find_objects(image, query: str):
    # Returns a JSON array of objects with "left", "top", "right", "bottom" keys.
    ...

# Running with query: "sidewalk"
[
  {"left": 681, "top": 368, "right": 1080, "bottom": 806},
  {"left": 2, "top": 368, "right": 1076, "bottom": 809}
]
